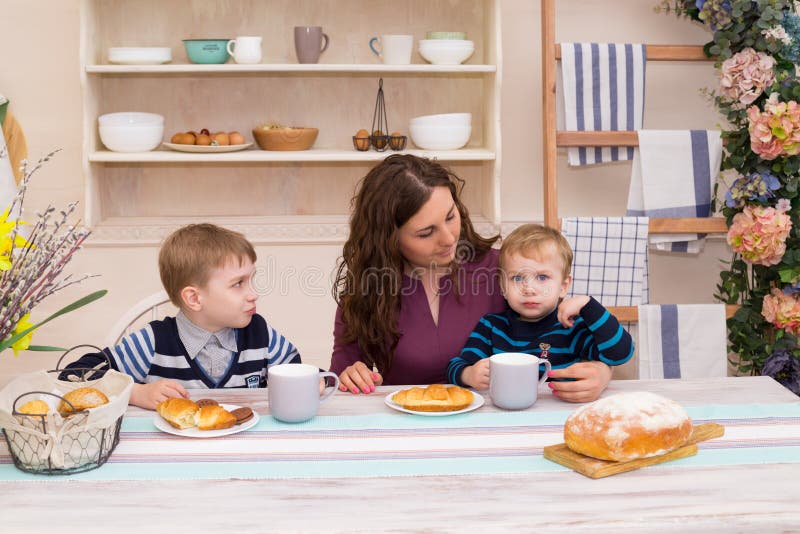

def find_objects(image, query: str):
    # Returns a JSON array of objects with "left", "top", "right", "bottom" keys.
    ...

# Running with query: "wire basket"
[{"left": 0, "top": 345, "right": 132, "bottom": 475}]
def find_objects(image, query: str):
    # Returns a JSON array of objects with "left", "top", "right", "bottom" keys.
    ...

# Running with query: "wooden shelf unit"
[{"left": 80, "top": 0, "right": 503, "bottom": 245}]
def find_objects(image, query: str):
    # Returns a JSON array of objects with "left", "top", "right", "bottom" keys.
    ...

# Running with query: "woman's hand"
[
  {"left": 460, "top": 359, "right": 490, "bottom": 390},
  {"left": 547, "top": 361, "right": 611, "bottom": 403},
  {"left": 129, "top": 380, "right": 189, "bottom": 410},
  {"left": 338, "top": 361, "right": 383, "bottom": 394}
]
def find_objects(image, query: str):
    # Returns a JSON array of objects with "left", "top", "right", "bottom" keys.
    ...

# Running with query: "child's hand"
[
  {"left": 338, "top": 361, "right": 383, "bottom": 394},
  {"left": 557, "top": 295, "right": 590, "bottom": 327},
  {"left": 547, "top": 361, "right": 612, "bottom": 403},
  {"left": 460, "top": 359, "right": 490, "bottom": 390},
  {"left": 130, "top": 380, "right": 189, "bottom": 410}
]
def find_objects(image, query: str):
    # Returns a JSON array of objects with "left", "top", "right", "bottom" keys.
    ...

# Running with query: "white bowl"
[
  {"left": 418, "top": 39, "right": 475, "bottom": 48},
  {"left": 108, "top": 47, "right": 172, "bottom": 65},
  {"left": 409, "top": 123, "right": 471, "bottom": 150},
  {"left": 410, "top": 113, "right": 472, "bottom": 127},
  {"left": 98, "top": 112, "right": 164, "bottom": 127},
  {"left": 99, "top": 123, "right": 164, "bottom": 152},
  {"left": 418, "top": 42, "right": 475, "bottom": 65}
]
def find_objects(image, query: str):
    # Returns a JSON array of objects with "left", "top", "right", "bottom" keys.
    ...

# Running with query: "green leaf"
[
  {"left": 26, "top": 345, "right": 68, "bottom": 352},
  {"left": 0, "top": 290, "right": 107, "bottom": 352}
]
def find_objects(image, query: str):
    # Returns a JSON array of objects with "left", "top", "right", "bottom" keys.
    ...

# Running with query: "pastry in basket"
[
  {"left": 17, "top": 399, "right": 51, "bottom": 415},
  {"left": 392, "top": 384, "right": 474, "bottom": 412},
  {"left": 563, "top": 391, "right": 693, "bottom": 462},
  {"left": 58, "top": 387, "right": 109, "bottom": 415}
]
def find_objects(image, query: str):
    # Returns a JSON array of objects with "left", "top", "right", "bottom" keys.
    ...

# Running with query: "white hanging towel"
[
  {"left": 627, "top": 130, "right": 723, "bottom": 253},
  {"left": 637, "top": 304, "right": 727, "bottom": 379},
  {"left": 560, "top": 43, "right": 646, "bottom": 166},
  {"left": 561, "top": 217, "right": 650, "bottom": 306}
]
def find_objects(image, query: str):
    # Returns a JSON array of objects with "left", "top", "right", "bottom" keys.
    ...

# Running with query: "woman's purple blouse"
[{"left": 330, "top": 249, "right": 506, "bottom": 385}]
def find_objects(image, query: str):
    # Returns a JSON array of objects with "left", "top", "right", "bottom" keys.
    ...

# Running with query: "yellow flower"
[
  {"left": 0, "top": 205, "right": 31, "bottom": 272},
  {"left": 10, "top": 314, "right": 35, "bottom": 356}
]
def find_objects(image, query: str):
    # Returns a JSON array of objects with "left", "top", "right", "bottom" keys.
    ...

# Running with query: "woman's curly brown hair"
[{"left": 333, "top": 154, "right": 499, "bottom": 374}]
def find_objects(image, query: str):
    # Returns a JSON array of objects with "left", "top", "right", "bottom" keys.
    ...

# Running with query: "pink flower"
[
  {"left": 748, "top": 94, "right": 800, "bottom": 160},
  {"left": 727, "top": 205, "right": 792, "bottom": 266},
  {"left": 720, "top": 48, "right": 776, "bottom": 106},
  {"left": 762, "top": 288, "right": 800, "bottom": 335}
]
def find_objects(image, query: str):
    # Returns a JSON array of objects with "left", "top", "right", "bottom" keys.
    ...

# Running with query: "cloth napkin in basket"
[
  {"left": 560, "top": 43, "right": 646, "bottom": 166},
  {"left": 627, "top": 130, "right": 723, "bottom": 253},
  {"left": 637, "top": 304, "right": 727, "bottom": 379},
  {"left": 561, "top": 217, "right": 649, "bottom": 306}
]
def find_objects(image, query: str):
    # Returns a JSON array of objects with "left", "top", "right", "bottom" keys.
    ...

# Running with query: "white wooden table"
[{"left": 1, "top": 377, "right": 798, "bottom": 532}]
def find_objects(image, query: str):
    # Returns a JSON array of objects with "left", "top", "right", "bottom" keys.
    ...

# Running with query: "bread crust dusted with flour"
[
  {"left": 564, "top": 392, "right": 692, "bottom": 462},
  {"left": 392, "top": 384, "right": 474, "bottom": 412}
]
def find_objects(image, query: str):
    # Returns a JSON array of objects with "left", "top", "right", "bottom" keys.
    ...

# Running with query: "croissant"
[
  {"left": 197, "top": 404, "right": 237, "bottom": 431},
  {"left": 157, "top": 398, "right": 199, "bottom": 430},
  {"left": 392, "top": 384, "right": 474, "bottom": 412}
]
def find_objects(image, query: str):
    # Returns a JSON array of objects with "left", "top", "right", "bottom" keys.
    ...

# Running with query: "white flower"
[
  {"left": 0, "top": 94, "right": 7, "bottom": 105},
  {"left": 762, "top": 26, "right": 792, "bottom": 46}
]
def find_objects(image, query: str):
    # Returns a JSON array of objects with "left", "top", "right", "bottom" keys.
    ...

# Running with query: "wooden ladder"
[{"left": 541, "top": 0, "right": 735, "bottom": 321}]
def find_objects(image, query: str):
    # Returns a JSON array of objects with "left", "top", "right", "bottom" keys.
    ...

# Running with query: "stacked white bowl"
[
  {"left": 108, "top": 47, "right": 172, "bottom": 65},
  {"left": 98, "top": 112, "right": 164, "bottom": 152},
  {"left": 409, "top": 113, "right": 471, "bottom": 150},
  {"left": 418, "top": 40, "right": 475, "bottom": 65}
]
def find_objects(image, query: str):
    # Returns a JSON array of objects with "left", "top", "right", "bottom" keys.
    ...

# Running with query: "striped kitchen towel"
[
  {"left": 627, "top": 130, "right": 723, "bottom": 253},
  {"left": 560, "top": 43, "right": 646, "bottom": 166},
  {"left": 637, "top": 304, "right": 727, "bottom": 379},
  {"left": 561, "top": 217, "right": 649, "bottom": 306}
]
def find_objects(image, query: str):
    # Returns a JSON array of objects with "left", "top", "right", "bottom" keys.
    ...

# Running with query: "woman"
[{"left": 330, "top": 154, "right": 611, "bottom": 401}]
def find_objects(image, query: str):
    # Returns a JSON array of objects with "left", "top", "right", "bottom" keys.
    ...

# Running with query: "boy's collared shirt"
[{"left": 175, "top": 310, "right": 237, "bottom": 383}]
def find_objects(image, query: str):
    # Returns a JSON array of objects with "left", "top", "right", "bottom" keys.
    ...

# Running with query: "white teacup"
[
  {"left": 227, "top": 36, "right": 262, "bottom": 64},
  {"left": 490, "top": 352, "right": 552, "bottom": 410},
  {"left": 369, "top": 34, "right": 413, "bottom": 65},
  {"left": 268, "top": 363, "right": 339, "bottom": 423}
]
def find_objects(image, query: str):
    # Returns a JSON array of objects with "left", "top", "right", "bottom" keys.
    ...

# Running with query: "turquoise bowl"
[{"left": 182, "top": 39, "right": 231, "bottom": 64}]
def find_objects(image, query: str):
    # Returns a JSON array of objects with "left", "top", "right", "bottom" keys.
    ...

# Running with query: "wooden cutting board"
[{"left": 543, "top": 422, "right": 724, "bottom": 479}]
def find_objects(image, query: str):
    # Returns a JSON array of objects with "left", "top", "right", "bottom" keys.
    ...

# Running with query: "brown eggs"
[
  {"left": 170, "top": 129, "right": 245, "bottom": 146},
  {"left": 355, "top": 129, "right": 369, "bottom": 139}
]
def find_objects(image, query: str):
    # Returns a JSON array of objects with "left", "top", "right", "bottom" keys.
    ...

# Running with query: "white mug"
[
  {"left": 490, "top": 352, "right": 552, "bottom": 410},
  {"left": 369, "top": 34, "right": 413, "bottom": 65},
  {"left": 268, "top": 363, "right": 339, "bottom": 423},
  {"left": 227, "top": 36, "right": 262, "bottom": 64}
]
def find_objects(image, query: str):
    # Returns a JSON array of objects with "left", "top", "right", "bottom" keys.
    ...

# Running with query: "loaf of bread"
[
  {"left": 58, "top": 387, "right": 109, "bottom": 414},
  {"left": 564, "top": 392, "right": 693, "bottom": 462},
  {"left": 18, "top": 399, "right": 50, "bottom": 415},
  {"left": 157, "top": 398, "right": 200, "bottom": 430},
  {"left": 197, "top": 404, "right": 237, "bottom": 431},
  {"left": 392, "top": 384, "right": 474, "bottom": 412}
]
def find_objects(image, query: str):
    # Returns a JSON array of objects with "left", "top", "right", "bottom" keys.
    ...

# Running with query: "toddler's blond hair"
[{"left": 500, "top": 223, "right": 573, "bottom": 278}]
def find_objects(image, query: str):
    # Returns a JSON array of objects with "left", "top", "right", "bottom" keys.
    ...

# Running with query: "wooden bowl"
[{"left": 252, "top": 127, "right": 318, "bottom": 150}]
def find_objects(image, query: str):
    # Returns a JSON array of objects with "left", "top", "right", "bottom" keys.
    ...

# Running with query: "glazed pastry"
[{"left": 392, "top": 384, "right": 474, "bottom": 412}]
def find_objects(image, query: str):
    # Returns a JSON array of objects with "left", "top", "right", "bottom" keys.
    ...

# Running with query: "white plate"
[
  {"left": 153, "top": 403, "right": 259, "bottom": 437},
  {"left": 162, "top": 142, "right": 253, "bottom": 153},
  {"left": 384, "top": 389, "right": 484, "bottom": 416}
]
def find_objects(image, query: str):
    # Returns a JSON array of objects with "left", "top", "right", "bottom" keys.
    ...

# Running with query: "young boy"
[
  {"left": 446, "top": 223, "right": 633, "bottom": 402},
  {"left": 63, "top": 223, "right": 301, "bottom": 409}
]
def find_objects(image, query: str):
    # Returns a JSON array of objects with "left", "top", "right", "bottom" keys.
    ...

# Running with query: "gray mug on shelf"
[{"left": 294, "top": 26, "right": 330, "bottom": 64}]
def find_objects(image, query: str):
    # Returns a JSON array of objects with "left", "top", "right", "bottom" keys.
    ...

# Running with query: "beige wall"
[{"left": 0, "top": 0, "right": 728, "bottom": 383}]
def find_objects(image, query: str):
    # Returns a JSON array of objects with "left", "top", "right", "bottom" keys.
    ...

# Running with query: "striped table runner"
[{"left": 1, "top": 403, "right": 799, "bottom": 481}]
